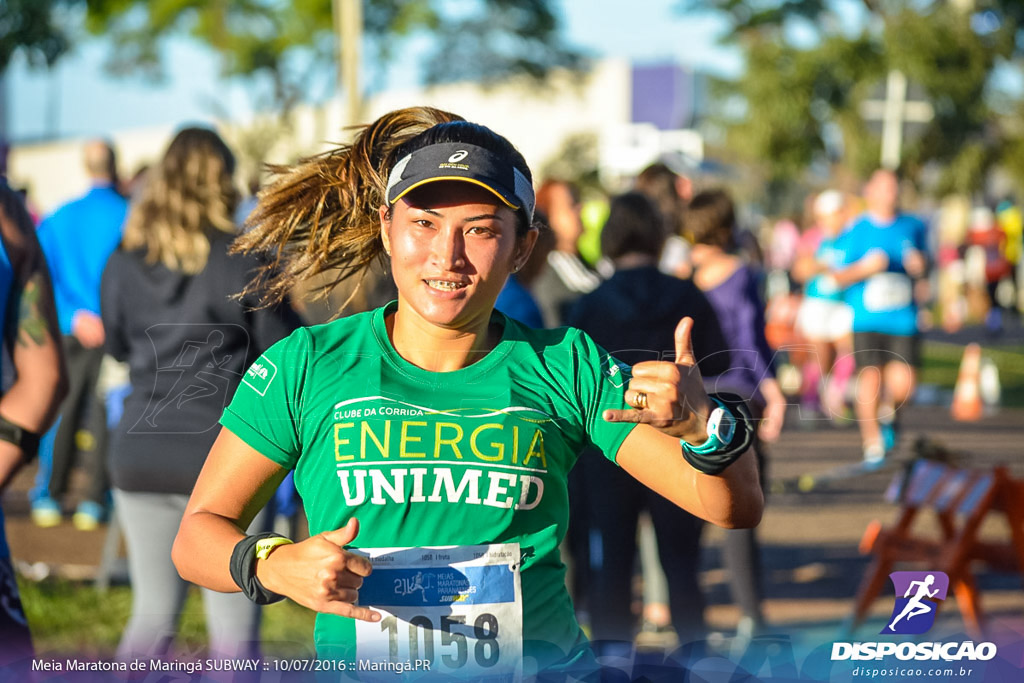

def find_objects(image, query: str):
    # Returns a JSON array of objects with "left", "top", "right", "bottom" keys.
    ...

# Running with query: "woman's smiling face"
[{"left": 381, "top": 180, "right": 534, "bottom": 331}]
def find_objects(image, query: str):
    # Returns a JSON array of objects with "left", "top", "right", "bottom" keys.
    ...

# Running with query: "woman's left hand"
[{"left": 602, "top": 317, "right": 713, "bottom": 445}]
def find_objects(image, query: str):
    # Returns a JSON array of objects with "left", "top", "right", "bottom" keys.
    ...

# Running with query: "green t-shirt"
[{"left": 220, "top": 302, "right": 635, "bottom": 672}]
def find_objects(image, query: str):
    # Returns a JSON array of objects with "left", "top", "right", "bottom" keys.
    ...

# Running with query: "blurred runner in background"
[
  {"left": 829, "top": 170, "right": 928, "bottom": 465},
  {"left": 531, "top": 179, "right": 601, "bottom": 328},
  {"left": 0, "top": 180, "right": 68, "bottom": 672},
  {"left": 686, "top": 188, "right": 785, "bottom": 645},
  {"left": 567, "top": 191, "right": 729, "bottom": 654},
  {"left": 101, "top": 128, "right": 300, "bottom": 660},
  {"left": 32, "top": 140, "right": 126, "bottom": 530},
  {"left": 792, "top": 190, "right": 855, "bottom": 420}
]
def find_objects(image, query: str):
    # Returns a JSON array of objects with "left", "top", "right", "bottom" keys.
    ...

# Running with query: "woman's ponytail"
[{"left": 234, "top": 106, "right": 464, "bottom": 307}]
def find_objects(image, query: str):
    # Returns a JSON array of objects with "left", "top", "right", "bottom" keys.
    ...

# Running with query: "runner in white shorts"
[{"left": 793, "top": 190, "right": 854, "bottom": 417}]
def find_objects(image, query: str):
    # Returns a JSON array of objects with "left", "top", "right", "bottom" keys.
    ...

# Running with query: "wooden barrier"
[{"left": 851, "top": 459, "right": 1024, "bottom": 638}]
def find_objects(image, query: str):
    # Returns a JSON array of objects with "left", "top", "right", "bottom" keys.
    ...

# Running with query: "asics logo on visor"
[{"left": 448, "top": 150, "right": 469, "bottom": 163}]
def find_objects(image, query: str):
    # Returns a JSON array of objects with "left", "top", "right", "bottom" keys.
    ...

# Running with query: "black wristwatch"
[
  {"left": 678, "top": 393, "right": 755, "bottom": 475},
  {"left": 0, "top": 415, "right": 41, "bottom": 461}
]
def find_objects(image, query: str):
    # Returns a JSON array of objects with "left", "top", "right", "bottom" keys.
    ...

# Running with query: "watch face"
[{"left": 712, "top": 408, "right": 736, "bottom": 443}]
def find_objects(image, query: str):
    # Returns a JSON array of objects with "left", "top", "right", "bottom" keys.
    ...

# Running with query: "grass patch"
[
  {"left": 18, "top": 577, "right": 317, "bottom": 657},
  {"left": 19, "top": 579, "right": 132, "bottom": 657}
]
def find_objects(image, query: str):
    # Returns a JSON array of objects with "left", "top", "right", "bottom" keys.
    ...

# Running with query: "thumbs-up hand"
[
  {"left": 602, "top": 317, "right": 714, "bottom": 445},
  {"left": 255, "top": 517, "right": 380, "bottom": 622}
]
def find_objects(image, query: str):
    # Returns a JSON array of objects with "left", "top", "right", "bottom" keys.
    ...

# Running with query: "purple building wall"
[{"left": 631, "top": 63, "right": 702, "bottom": 130}]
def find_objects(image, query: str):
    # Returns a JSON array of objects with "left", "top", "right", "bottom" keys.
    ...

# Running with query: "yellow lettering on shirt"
[
  {"left": 511, "top": 425, "right": 520, "bottom": 464},
  {"left": 348, "top": 417, "right": 551, "bottom": 472},
  {"left": 470, "top": 424, "right": 504, "bottom": 462},
  {"left": 361, "top": 421, "right": 390, "bottom": 459},
  {"left": 334, "top": 423, "right": 355, "bottom": 461},
  {"left": 523, "top": 428, "right": 547, "bottom": 468},
  {"left": 433, "top": 422, "right": 464, "bottom": 459},
  {"left": 399, "top": 421, "right": 428, "bottom": 458}
]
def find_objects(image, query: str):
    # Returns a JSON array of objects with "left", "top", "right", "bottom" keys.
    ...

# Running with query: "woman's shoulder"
[
  {"left": 694, "top": 253, "right": 744, "bottom": 291},
  {"left": 503, "top": 320, "right": 616, "bottom": 392},
  {"left": 732, "top": 258, "right": 759, "bottom": 279},
  {"left": 503, "top": 312, "right": 580, "bottom": 348},
  {"left": 103, "top": 245, "right": 129, "bottom": 268},
  {"left": 653, "top": 267, "right": 705, "bottom": 295},
  {"left": 103, "top": 245, "right": 147, "bottom": 278},
  {"left": 507, "top": 318, "right": 615, "bottom": 370},
  {"left": 726, "top": 260, "right": 766, "bottom": 296},
  {"left": 206, "top": 230, "right": 246, "bottom": 264},
  {"left": 256, "top": 311, "right": 376, "bottom": 381},
  {"left": 298, "top": 307, "right": 381, "bottom": 352}
]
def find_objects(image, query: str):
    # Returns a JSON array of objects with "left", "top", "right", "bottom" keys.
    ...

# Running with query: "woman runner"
[
  {"left": 173, "top": 107, "right": 763, "bottom": 678},
  {"left": 102, "top": 127, "right": 301, "bottom": 660}
]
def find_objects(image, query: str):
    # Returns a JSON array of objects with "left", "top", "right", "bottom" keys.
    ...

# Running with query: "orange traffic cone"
[{"left": 951, "top": 343, "right": 984, "bottom": 421}]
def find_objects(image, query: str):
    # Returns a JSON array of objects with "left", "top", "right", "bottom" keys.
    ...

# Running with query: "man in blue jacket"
[{"left": 32, "top": 139, "right": 127, "bottom": 529}]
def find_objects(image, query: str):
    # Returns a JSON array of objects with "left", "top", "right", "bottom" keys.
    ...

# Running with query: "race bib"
[
  {"left": 353, "top": 543, "right": 522, "bottom": 682},
  {"left": 863, "top": 273, "right": 913, "bottom": 312}
]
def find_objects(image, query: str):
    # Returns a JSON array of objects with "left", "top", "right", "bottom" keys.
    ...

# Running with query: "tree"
[
  {"left": 0, "top": 0, "right": 76, "bottom": 73},
  {"left": 83, "top": 0, "right": 584, "bottom": 117},
  {"left": 688, "top": 0, "right": 1024, "bottom": 199},
  {"left": 1, "top": 0, "right": 79, "bottom": 155}
]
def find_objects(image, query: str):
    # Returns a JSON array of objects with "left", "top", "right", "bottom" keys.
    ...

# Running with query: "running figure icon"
[
  {"left": 888, "top": 574, "right": 939, "bottom": 631},
  {"left": 882, "top": 571, "right": 949, "bottom": 635}
]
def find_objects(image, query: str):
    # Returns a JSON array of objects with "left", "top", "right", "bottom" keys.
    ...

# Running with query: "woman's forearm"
[
  {"left": 174, "top": 428, "right": 290, "bottom": 591},
  {"left": 173, "top": 509, "right": 247, "bottom": 592},
  {"left": 617, "top": 425, "right": 764, "bottom": 529},
  {"left": 691, "top": 448, "right": 763, "bottom": 529},
  {"left": 0, "top": 363, "right": 66, "bottom": 434}
]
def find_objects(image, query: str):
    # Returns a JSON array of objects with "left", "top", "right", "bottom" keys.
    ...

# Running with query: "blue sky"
[{"left": 5, "top": 0, "right": 740, "bottom": 142}]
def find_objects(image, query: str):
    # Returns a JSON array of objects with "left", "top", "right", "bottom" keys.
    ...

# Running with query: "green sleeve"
[
  {"left": 219, "top": 327, "right": 310, "bottom": 469},
  {"left": 572, "top": 329, "right": 637, "bottom": 463}
]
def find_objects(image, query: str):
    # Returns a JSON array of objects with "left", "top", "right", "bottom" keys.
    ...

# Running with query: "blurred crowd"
[{"left": 2, "top": 124, "right": 1021, "bottom": 663}]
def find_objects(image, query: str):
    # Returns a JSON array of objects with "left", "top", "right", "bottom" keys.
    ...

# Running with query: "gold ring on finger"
[{"left": 632, "top": 392, "right": 648, "bottom": 410}]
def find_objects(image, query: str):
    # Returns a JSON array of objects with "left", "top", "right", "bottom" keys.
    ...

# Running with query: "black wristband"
[
  {"left": 680, "top": 392, "right": 755, "bottom": 476},
  {"left": 0, "top": 415, "right": 40, "bottom": 461},
  {"left": 230, "top": 532, "right": 290, "bottom": 605}
]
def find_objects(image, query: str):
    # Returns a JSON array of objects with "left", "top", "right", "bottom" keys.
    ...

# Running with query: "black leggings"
[
  {"left": 721, "top": 438, "right": 767, "bottom": 624},
  {"left": 48, "top": 337, "right": 108, "bottom": 505},
  {"left": 577, "top": 450, "right": 706, "bottom": 645}
]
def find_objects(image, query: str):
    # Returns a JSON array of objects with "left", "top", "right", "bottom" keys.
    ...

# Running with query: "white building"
[{"left": 9, "top": 59, "right": 706, "bottom": 215}]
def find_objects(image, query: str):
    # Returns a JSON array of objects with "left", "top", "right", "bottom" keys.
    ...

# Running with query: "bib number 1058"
[
  {"left": 352, "top": 543, "right": 522, "bottom": 680},
  {"left": 379, "top": 612, "right": 500, "bottom": 669}
]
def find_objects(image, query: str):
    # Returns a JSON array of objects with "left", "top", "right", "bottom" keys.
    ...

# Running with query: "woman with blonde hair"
[
  {"left": 101, "top": 127, "right": 299, "bottom": 660},
  {"left": 173, "top": 108, "right": 762, "bottom": 678}
]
